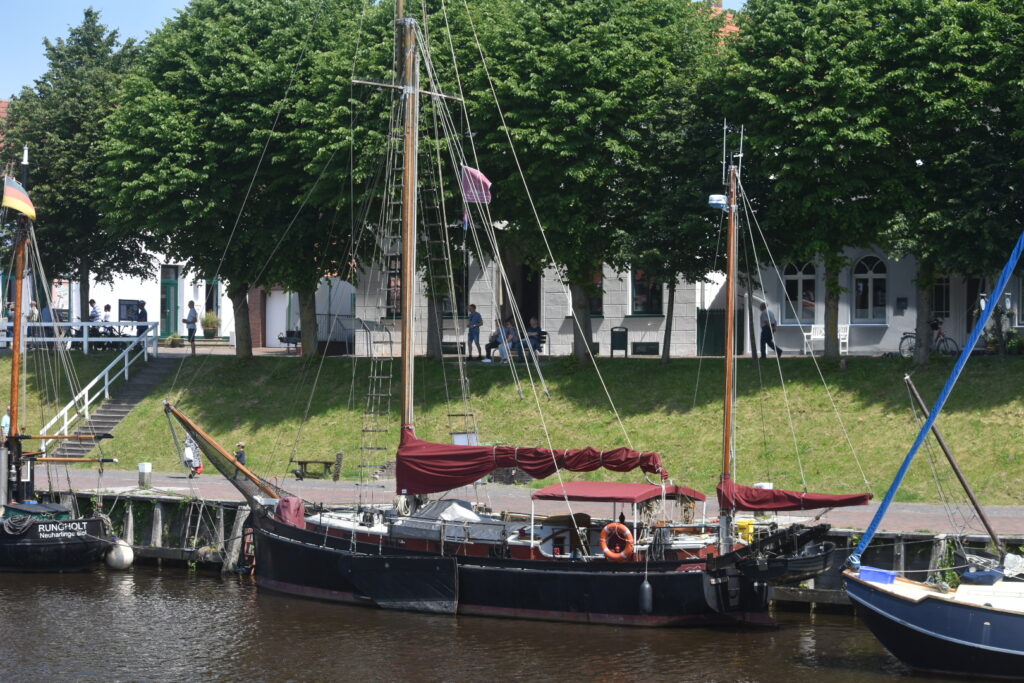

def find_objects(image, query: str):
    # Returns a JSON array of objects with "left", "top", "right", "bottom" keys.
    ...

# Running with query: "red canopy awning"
[
  {"left": 532, "top": 481, "right": 706, "bottom": 504},
  {"left": 717, "top": 477, "right": 872, "bottom": 512},
  {"left": 396, "top": 429, "right": 668, "bottom": 495}
]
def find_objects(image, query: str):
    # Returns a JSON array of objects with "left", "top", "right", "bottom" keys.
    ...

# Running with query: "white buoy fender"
[{"left": 106, "top": 539, "right": 135, "bottom": 570}]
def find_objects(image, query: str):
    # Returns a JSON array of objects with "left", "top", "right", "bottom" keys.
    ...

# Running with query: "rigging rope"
[{"left": 738, "top": 178, "right": 872, "bottom": 494}]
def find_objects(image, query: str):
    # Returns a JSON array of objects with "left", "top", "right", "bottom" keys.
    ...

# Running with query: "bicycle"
[{"left": 899, "top": 317, "right": 961, "bottom": 358}]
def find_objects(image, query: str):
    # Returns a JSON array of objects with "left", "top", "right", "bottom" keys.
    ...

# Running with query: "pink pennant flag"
[{"left": 460, "top": 165, "right": 492, "bottom": 204}]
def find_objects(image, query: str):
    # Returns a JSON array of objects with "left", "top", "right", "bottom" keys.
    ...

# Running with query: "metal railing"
[
  {"left": 2, "top": 320, "right": 161, "bottom": 355},
  {"left": 35, "top": 322, "right": 161, "bottom": 456},
  {"left": 315, "top": 313, "right": 356, "bottom": 343}
]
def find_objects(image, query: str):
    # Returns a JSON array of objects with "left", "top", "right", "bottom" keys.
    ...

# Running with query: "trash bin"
[{"left": 610, "top": 327, "right": 628, "bottom": 357}]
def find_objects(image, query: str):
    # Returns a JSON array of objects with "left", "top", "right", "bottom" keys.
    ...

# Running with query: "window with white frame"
[
  {"left": 783, "top": 262, "right": 816, "bottom": 322},
  {"left": 853, "top": 256, "right": 887, "bottom": 322},
  {"left": 932, "top": 277, "right": 950, "bottom": 320}
]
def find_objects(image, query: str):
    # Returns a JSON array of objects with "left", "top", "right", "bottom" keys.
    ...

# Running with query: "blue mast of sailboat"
[{"left": 848, "top": 229, "right": 1024, "bottom": 568}]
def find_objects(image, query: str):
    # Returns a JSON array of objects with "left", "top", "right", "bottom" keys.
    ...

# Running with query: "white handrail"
[{"left": 38, "top": 322, "right": 161, "bottom": 455}]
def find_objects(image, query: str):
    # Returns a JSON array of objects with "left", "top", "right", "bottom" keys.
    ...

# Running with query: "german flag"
[{"left": 3, "top": 176, "right": 36, "bottom": 220}]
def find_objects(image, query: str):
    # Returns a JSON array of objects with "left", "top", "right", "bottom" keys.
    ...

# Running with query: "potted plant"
[
  {"left": 202, "top": 311, "right": 221, "bottom": 339},
  {"left": 166, "top": 333, "right": 184, "bottom": 348}
]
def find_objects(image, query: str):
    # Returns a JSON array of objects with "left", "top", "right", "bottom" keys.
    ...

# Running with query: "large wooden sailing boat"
[
  {"left": 166, "top": 3, "right": 871, "bottom": 624},
  {"left": 0, "top": 166, "right": 115, "bottom": 572}
]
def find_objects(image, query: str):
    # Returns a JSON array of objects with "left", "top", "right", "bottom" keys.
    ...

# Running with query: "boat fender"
[
  {"left": 639, "top": 579, "right": 653, "bottom": 614},
  {"left": 600, "top": 522, "right": 634, "bottom": 562},
  {"left": 106, "top": 539, "right": 134, "bottom": 570}
]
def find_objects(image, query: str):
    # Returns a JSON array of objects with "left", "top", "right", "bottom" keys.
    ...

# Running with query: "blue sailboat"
[{"left": 843, "top": 231, "right": 1024, "bottom": 679}]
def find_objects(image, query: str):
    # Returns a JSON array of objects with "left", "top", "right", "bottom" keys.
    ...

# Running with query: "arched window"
[
  {"left": 854, "top": 256, "right": 887, "bottom": 321},
  {"left": 783, "top": 262, "right": 816, "bottom": 322}
]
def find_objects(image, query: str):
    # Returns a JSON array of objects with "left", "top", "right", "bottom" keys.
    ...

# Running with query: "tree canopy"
[{"left": 2, "top": 9, "right": 147, "bottom": 316}]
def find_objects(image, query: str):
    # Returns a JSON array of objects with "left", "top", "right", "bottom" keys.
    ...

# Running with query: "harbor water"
[{"left": 0, "top": 567, "right": 965, "bottom": 682}]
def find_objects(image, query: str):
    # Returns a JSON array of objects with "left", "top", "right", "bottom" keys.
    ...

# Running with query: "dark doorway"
[{"left": 518, "top": 264, "right": 542, "bottom": 322}]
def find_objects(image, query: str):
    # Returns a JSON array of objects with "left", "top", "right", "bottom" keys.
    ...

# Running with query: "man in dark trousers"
[
  {"left": 136, "top": 300, "right": 148, "bottom": 337},
  {"left": 759, "top": 302, "right": 782, "bottom": 358}
]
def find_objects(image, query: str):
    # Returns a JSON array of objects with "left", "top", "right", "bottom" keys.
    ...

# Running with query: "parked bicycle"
[{"left": 899, "top": 317, "right": 960, "bottom": 358}]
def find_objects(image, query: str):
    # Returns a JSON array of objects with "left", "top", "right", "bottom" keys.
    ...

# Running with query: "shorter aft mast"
[{"left": 3, "top": 150, "right": 114, "bottom": 505}]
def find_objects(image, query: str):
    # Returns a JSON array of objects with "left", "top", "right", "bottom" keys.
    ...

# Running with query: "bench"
[
  {"left": 294, "top": 460, "right": 334, "bottom": 480},
  {"left": 278, "top": 330, "right": 301, "bottom": 354},
  {"left": 802, "top": 324, "right": 824, "bottom": 354}
]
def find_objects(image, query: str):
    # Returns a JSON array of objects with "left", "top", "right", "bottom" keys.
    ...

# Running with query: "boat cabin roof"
[{"left": 531, "top": 481, "right": 706, "bottom": 504}]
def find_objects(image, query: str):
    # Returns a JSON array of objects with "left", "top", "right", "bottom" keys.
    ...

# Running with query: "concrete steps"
[{"left": 49, "top": 357, "right": 178, "bottom": 459}]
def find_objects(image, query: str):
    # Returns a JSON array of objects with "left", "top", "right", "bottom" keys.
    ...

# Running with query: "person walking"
[
  {"left": 135, "top": 300, "right": 148, "bottom": 337},
  {"left": 466, "top": 304, "right": 483, "bottom": 359},
  {"left": 759, "top": 302, "right": 782, "bottom": 358},
  {"left": 234, "top": 442, "right": 247, "bottom": 466},
  {"left": 183, "top": 300, "right": 198, "bottom": 357}
]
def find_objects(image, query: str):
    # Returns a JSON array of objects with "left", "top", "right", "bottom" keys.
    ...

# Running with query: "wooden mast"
[
  {"left": 398, "top": 9, "right": 419, "bottom": 431},
  {"left": 719, "top": 162, "right": 738, "bottom": 548}
]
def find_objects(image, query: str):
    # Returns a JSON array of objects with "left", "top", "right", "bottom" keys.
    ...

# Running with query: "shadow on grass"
[{"left": 149, "top": 352, "right": 1024, "bottom": 432}]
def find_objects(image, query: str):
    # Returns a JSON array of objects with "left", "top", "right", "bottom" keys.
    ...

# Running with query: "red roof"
[{"left": 532, "top": 481, "right": 706, "bottom": 504}]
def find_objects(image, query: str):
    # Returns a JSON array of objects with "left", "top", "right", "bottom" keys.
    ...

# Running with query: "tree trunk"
[
  {"left": 229, "top": 285, "right": 252, "bottom": 359},
  {"left": 823, "top": 258, "right": 841, "bottom": 361},
  {"left": 78, "top": 256, "right": 91, "bottom": 327},
  {"left": 298, "top": 288, "right": 318, "bottom": 359},
  {"left": 425, "top": 295, "right": 443, "bottom": 361},
  {"left": 569, "top": 282, "right": 594, "bottom": 364},
  {"left": 913, "top": 258, "right": 935, "bottom": 366},
  {"left": 661, "top": 279, "right": 676, "bottom": 364}
]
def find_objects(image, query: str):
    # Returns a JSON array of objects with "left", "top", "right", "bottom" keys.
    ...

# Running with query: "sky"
[{"left": 2, "top": 0, "right": 744, "bottom": 100}]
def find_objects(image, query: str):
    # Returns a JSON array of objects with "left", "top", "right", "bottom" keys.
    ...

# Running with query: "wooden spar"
[
  {"left": 167, "top": 404, "right": 281, "bottom": 500},
  {"left": 36, "top": 457, "right": 118, "bottom": 463},
  {"left": 717, "top": 163, "right": 738, "bottom": 551},
  {"left": 399, "top": 15, "right": 419, "bottom": 431},
  {"left": 905, "top": 375, "right": 1004, "bottom": 554},
  {"left": 721, "top": 164, "right": 738, "bottom": 479},
  {"left": 29, "top": 434, "right": 113, "bottom": 440},
  {"left": 9, "top": 225, "right": 27, "bottom": 441}
]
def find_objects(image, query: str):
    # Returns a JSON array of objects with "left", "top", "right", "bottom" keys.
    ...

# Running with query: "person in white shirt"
[
  {"left": 182, "top": 300, "right": 198, "bottom": 357},
  {"left": 759, "top": 303, "right": 782, "bottom": 358}
]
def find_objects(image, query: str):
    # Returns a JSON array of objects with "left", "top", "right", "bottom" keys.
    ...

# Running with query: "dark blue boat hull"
[
  {"left": 845, "top": 571, "right": 1024, "bottom": 679},
  {"left": 253, "top": 513, "right": 771, "bottom": 626}
]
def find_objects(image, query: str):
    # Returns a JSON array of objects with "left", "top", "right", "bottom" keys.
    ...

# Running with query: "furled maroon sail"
[
  {"left": 396, "top": 429, "right": 668, "bottom": 495},
  {"left": 717, "top": 477, "right": 871, "bottom": 512}
]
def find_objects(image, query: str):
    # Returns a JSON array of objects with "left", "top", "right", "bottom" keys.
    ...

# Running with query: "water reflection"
[{"left": 0, "top": 568, "right": 956, "bottom": 681}]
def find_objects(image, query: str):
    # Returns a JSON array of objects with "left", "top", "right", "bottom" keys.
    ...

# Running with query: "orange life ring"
[{"left": 600, "top": 522, "right": 634, "bottom": 562}]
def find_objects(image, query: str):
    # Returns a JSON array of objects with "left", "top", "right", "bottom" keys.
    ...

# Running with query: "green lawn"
[{"left": 4, "top": 351, "right": 1023, "bottom": 504}]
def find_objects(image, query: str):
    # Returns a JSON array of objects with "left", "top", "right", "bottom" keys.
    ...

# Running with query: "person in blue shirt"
[{"left": 466, "top": 303, "right": 483, "bottom": 360}]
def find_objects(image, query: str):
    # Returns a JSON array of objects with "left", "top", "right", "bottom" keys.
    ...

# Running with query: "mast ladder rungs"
[
  {"left": 447, "top": 413, "right": 474, "bottom": 418},
  {"left": 368, "top": 375, "right": 392, "bottom": 380},
  {"left": 362, "top": 428, "right": 389, "bottom": 433},
  {"left": 364, "top": 411, "right": 389, "bottom": 416},
  {"left": 367, "top": 393, "right": 391, "bottom": 398},
  {"left": 359, "top": 446, "right": 389, "bottom": 451}
]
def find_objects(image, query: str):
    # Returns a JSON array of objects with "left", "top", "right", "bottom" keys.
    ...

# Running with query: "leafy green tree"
[
  {"left": 461, "top": 0, "right": 726, "bottom": 361},
  {"left": 725, "top": 0, "right": 907, "bottom": 360},
  {"left": 97, "top": 0, "right": 365, "bottom": 357},
  {"left": 2, "top": 9, "right": 146, "bottom": 321}
]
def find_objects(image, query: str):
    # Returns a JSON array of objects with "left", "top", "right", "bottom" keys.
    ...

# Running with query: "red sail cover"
[
  {"left": 396, "top": 430, "right": 668, "bottom": 495},
  {"left": 717, "top": 478, "right": 872, "bottom": 512}
]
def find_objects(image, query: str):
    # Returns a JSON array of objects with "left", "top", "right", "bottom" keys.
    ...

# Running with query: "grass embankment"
[{"left": 3, "top": 352, "right": 1023, "bottom": 504}]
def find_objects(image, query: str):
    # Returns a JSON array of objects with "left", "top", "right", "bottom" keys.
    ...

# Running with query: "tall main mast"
[
  {"left": 718, "top": 162, "right": 739, "bottom": 549},
  {"left": 398, "top": 12, "right": 420, "bottom": 430}
]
